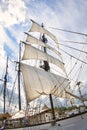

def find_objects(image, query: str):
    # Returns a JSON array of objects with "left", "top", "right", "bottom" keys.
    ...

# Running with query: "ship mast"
[
  {"left": 3, "top": 56, "right": 8, "bottom": 113},
  {"left": 18, "top": 43, "right": 21, "bottom": 110},
  {"left": 41, "top": 24, "right": 55, "bottom": 120}
]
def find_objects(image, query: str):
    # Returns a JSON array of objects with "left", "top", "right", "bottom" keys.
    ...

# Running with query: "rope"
[
  {"left": 9, "top": 73, "right": 18, "bottom": 106},
  {"left": 49, "top": 27, "right": 87, "bottom": 36},
  {"left": 51, "top": 67, "right": 65, "bottom": 76},
  {"left": 59, "top": 48, "right": 87, "bottom": 64},
  {"left": 0, "top": 83, "right": 4, "bottom": 96},
  {"left": 59, "top": 42, "right": 87, "bottom": 54},
  {"left": 70, "top": 46, "right": 87, "bottom": 87},
  {"left": 60, "top": 40, "right": 87, "bottom": 45},
  {"left": 50, "top": 45, "right": 86, "bottom": 102}
]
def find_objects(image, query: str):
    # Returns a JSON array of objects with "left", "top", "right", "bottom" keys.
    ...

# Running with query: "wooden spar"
[
  {"left": 49, "top": 94, "right": 55, "bottom": 120},
  {"left": 41, "top": 24, "right": 55, "bottom": 120},
  {"left": 18, "top": 43, "right": 21, "bottom": 110},
  {"left": 65, "top": 90, "right": 87, "bottom": 101},
  {"left": 3, "top": 57, "right": 8, "bottom": 113}
]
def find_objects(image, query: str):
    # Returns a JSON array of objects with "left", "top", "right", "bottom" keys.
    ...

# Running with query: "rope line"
[
  {"left": 60, "top": 48, "right": 87, "bottom": 64},
  {"left": 59, "top": 42, "right": 87, "bottom": 54},
  {"left": 49, "top": 27, "right": 87, "bottom": 36}
]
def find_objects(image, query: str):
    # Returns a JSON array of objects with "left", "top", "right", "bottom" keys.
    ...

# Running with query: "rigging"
[
  {"left": 9, "top": 73, "right": 18, "bottom": 107},
  {"left": 59, "top": 48, "right": 87, "bottom": 64},
  {"left": 49, "top": 27, "right": 87, "bottom": 36},
  {"left": 60, "top": 40, "right": 87, "bottom": 45},
  {"left": 59, "top": 42, "right": 87, "bottom": 54}
]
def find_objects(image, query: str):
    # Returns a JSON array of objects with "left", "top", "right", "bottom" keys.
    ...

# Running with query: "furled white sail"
[
  {"left": 30, "top": 19, "right": 58, "bottom": 44},
  {"left": 22, "top": 44, "right": 65, "bottom": 72},
  {"left": 26, "top": 34, "right": 61, "bottom": 56},
  {"left": 20, "top": 63, "right": 69, "bottom": 102}
]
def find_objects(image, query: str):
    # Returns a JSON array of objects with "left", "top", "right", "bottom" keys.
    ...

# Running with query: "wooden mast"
[
  {"left": 41, "top": 24, "right": 55, "bottom": 120},
  {"left": 18, "top": 43, "right": 21, "bottom": 110},
  {"left": 3, "top": 57, "right": 8, "bottom": 113}
]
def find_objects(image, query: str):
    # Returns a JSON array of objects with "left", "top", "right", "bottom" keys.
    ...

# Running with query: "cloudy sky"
[
  {"left": 0, "top": 0, "right": 87, "bottom": 112},
  {"left": 0, "top": 0, "right": 87, "bottom": 59}
]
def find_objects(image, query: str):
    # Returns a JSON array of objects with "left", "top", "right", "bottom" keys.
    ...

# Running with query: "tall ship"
[{"left": 0, "top": 19, "right": 87, "bottom": 130}]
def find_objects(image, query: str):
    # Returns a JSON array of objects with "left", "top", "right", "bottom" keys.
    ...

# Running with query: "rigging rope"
[
  {"left": 51, "top": 66, "right": 65, "bottom": 76},
  {"left": 51, "top": 49, "right": 85, "bottom": 101},
  {"left": 59, "top": 42, "right": 87, "bottom": 54},
  {"left": 49, "top": 27, "right": 87, "bottom": 36},
  {"left": 0, "top": 83, "right": 4, "bottom": 96},
  {"left": 50, "top": 56, "right": 77, "bottom": 100},
  {"left": 61, "top": 40, "right": 87, "bottom": 45},
  {"left": 9, "top": 73, "right": 18, "bottom": 107},
  {"left": 73, "top": 47, "right": 87, "bottom": 92},
  {"left": 54, "top": 41, "right": 87, "bottom": 102},
  {"left": 59, "top": 48, "right": 87, "bottom": 64},
  {"left": 69, "top": 46, "right": 87, "bottom": 84}
]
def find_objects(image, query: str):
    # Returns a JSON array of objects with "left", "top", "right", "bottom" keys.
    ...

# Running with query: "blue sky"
[
  {"left": 0, "top": 0, "right": 87, "bottom": 59},
  {"left": 0, "top": 0, "right": 86, "bottom": 79},
  {"left": 0, "top": 0, "right": 87, "bottom": 111}
]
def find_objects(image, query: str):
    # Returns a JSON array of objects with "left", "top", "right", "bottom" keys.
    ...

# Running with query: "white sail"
[
  {"left": 22, "top": 44, "right": 65, "bottom": 72},
  {"left": 26, "top": 34, "right": 61, "bottom": 56},
  {"left": 30, "top": 19, "right": 58, "bottom": 44},
  {"left": 20, "top": 63, "right": 69, "bottom": 102}
]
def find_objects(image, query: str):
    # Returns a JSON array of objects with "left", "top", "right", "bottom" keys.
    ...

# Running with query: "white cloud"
[
  {"left": 0, "top": 0, "right": 27, "bottom": 27},
  {"left": 0, "top": 25, "right": 18, "bottom": 58},
  {"left": 0, "top": 45, "right": 6, "bottom": 78},
  {"left": 0, "top": 0, "right": 28, "bottom": 60},
  {"left": 0, "top": 0, "right": 28, "bottom": 108}
]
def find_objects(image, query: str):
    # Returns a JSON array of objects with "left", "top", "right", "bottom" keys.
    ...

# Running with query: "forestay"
[{"left": 20, "top": 63, "right": 69, "bottom": 102}]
